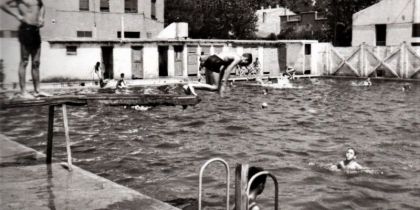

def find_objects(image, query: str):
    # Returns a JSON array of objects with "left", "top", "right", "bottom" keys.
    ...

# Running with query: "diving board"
[{"left": 0, "top": 94, "right": 201, "bottom": 109}]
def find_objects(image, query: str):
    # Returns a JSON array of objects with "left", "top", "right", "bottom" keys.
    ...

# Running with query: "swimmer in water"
[
  {"left": 233, "top": 166, "right": 267, "bottom": 210},
  {"left": 334, "top": 148, "right": 363, "bottom": 170},
  {"left": 363, "top": 78, "right": 372, "bottom": 87},
  {"left": 248, "top": 166, "right": 267, "bottom": 210},
  {"left": 330, "top": 148, "right": 375, "bottom": 174}
]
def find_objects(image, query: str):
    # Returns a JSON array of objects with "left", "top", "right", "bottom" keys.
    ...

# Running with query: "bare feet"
[
  {"left": 15, "top": 92, "right": 36, "bottom": 99},
  {"left": 34, "top": 91, "right": 52, "bottom": 97}
]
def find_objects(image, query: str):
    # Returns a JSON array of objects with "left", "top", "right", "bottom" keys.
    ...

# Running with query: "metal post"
[
  {"left": 235, "top": 164, "right": 249, "bottom": 210},
  {"left": 62, "top": 104, "right": 73, "bottom": 171},
  {"left": 46, "top": 105, "right": 55, "bottom": 164}
]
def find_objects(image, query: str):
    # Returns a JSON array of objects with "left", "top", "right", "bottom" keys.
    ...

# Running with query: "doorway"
[
  {"left": 375, "top": 24, "right": 386, "bottom": 46},
  {"left": 101, "top": 47, "right": 114, "bottom": 79},
  {"left": 158, "top": 46, "right": 168, "bottom": 77}
]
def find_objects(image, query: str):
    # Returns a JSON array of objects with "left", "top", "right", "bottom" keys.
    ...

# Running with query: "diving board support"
[
  {"left": 46, "top": 105, "right": 54, "bottom": 164},
  {"left": 247, "top": 171, "right": 279, "bottom": 210},
  {"left": 62, "top": 104, "right": 73, "bottom": 171},
  {"left": 198, "top": 158, "right": 230, "bottom": 210}
]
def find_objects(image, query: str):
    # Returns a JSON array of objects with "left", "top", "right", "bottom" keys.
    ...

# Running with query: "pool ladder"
[{"left": 198, "top": 158, "right": 279, "bottom": 210}]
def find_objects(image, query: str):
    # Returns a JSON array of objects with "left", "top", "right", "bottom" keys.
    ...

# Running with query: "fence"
[{"left": 319, "top": 42, "right": 420, "bottom": 79}]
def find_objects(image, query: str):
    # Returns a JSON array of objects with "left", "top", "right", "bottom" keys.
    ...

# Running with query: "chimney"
[
  {"left": 276, "top": 4, "right": 280, "bottom": 8},
  {"left": 261, "top": 6, "right": 264, "bottom": 10},
  {"left": 268, "top": 5, "right": 271, "bottom": 9}
]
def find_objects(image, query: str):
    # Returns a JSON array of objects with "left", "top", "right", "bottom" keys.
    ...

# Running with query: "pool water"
[{"left": 1, "top": 78, "right": 419, "bottom": 209}]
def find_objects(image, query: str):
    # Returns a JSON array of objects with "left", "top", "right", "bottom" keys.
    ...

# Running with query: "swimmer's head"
[
  {"left": 248, "top": 166, "right": 267, "bottom": 195},
  {"left": 345, "top": 148, "right": 357, "bottom": 161},
  {"left": 239, "top": 53, "right": 253, "bottom": 66}
]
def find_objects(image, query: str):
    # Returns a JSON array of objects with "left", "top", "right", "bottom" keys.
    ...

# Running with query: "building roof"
[{"left": 353, "top": 0, "right": 417, "bottom": 25}]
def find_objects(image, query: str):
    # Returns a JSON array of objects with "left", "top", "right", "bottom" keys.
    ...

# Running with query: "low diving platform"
[{"left": 0, "top": 93, "right": 201, "bottom": 108}]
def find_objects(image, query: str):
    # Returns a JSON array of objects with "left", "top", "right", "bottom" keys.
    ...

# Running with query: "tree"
[
  {"left": 165, "top": 0, "right": 259, "bottom": 39},
  {"left": 315, "top": 0, "right": 380, "bottom": 46}
]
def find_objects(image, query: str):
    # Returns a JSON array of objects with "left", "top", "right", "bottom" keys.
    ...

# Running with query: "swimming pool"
[{"left": 1, "top": 78, "right": 419, "bottom": 209}]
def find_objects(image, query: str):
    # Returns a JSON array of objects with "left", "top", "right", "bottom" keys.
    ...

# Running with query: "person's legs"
[
  {"left": 191, "top": 68, "right": 219, "bottom": 91},
  {"left": 19, "top": 45, "right": 30, "bottom": 95},
  {"left": 31, "top": 46, "right": 51, "bottom": 97},
  {"left": 30, "top": 46, "right": 41, "bottom": 93}
]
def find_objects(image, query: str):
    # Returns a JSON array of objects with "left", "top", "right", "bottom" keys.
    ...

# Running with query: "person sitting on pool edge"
[
  {"left": 183, "top": 52, "right": 253, "bottom": 97},
  {"left": 116, "top": 73, "right": 127, "bottom": 89}
]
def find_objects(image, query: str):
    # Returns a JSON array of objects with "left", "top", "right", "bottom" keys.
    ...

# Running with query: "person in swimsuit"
[
  {"left": 1, "top": 0, "right": 50, "bottom": 98},
  {"left": 184, "top": 52, "right": 253, "bottom": 97},
  {"left": 330, "top": 148, "right": 375, "bottom": 174}
]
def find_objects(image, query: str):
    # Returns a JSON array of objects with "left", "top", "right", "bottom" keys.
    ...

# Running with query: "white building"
[
  {"left": 255, "top": 5, "right": 295, "bottom": 38},
  {"left": 352, "top": 0, "right": 420, "bottom": 46}
]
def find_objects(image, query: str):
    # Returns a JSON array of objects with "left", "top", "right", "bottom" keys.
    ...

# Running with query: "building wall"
[
  {"left": 113, "top": 47, "right": 132, "bottom": 79},
  {"left": 352, "top": 0, "right": 419, "bottom": 46},
  {"left": 0, "top": 0, "right": 164, "bottom": 40},
  {"left": 280, "top": 12, "right": 327, "bottom": 34}
]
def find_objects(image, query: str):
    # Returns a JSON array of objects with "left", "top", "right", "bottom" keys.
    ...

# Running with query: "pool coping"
[{"left": 0, "top": 134, "right": 181, "bottom": 210}]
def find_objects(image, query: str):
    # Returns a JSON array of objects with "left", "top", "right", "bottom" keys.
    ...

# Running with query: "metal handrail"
[
  {"left": 198, "top": 158, "right": 230, "bottom": 210},
  {"left": 246, "top": 171, "right": 279, "bottom": 210}
]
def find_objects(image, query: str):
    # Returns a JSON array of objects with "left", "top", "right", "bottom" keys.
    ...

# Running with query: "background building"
[
  {"left": 352, "top": 0, "right": 420, "bottom": 46},
  {"left": 0, "top": 0, "right": 164, "bottom": 40},
  {"left": 279, "top": 11, "right": 327, "bottom": 39},
  {"left": 255, "top": 5, "right": 295, "bottom": 38}
]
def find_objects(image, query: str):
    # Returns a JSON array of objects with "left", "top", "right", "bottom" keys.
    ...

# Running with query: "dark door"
[
  {"left": 158, "top": 46, "right": 168, "bottom": 77},
  {"left": 376, "top": 24, "right": 386, "bottom": 46},
  {"left": 101, "top": 47, "right": 114, "bottom": 79},
  {"left": 132, "top": 46, "right": 143, "bottom": 79}
]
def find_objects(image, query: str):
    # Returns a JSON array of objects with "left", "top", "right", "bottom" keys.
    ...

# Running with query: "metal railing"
[
  {"left": 198, "top": 158, "right": 230, "bottom": 210},
  {"left": 246, "top": 171, "right": 279, "bottom": 210}
]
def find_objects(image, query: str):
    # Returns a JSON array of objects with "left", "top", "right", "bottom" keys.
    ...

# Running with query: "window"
[
  {"left": 413, "top": 24, "right": 420, "bottom": 37},
  {"left": 125, "top": 0, "right": 137, "bottom": 13},
  {"left": 117, "top": 31, "right": 140, "bottom": 38},
  {"left": 375, "top": 24, "right": 386, "bottom": 46},
  {"left": 100, "top": 0, "right": 110, "bottom": 12},
  {"left": 151, "top": 0, "right": 156, "bottom": 19},
  {"left": 79, "top": 0, "right": 89, "bottom": 11},
  {"left": 412, "top": 43, "right": 420, "bottom": 46},
  {"left": 0, "top": 31, "right": 4, "bottom": 38},
  {"left": 66, "top": 46, "right": 77, "bottom": 55},
  {"left": 262, "top": 12, "right": 267, "bottom": 23},
  {"left": 305, "top": 44, "right": 311, "bottom": 55},
  {"left": 77, "top": 31, "right": 92, "bottom": 38}
]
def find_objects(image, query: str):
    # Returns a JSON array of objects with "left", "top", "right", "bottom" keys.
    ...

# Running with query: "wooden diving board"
[{"left": 0, "top": 94, "right": 201, "bottom": 109}]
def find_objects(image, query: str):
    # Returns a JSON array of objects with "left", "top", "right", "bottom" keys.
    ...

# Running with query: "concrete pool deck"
[{"left": 0, "top": 134, "right": 180, "bottom": 210}]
